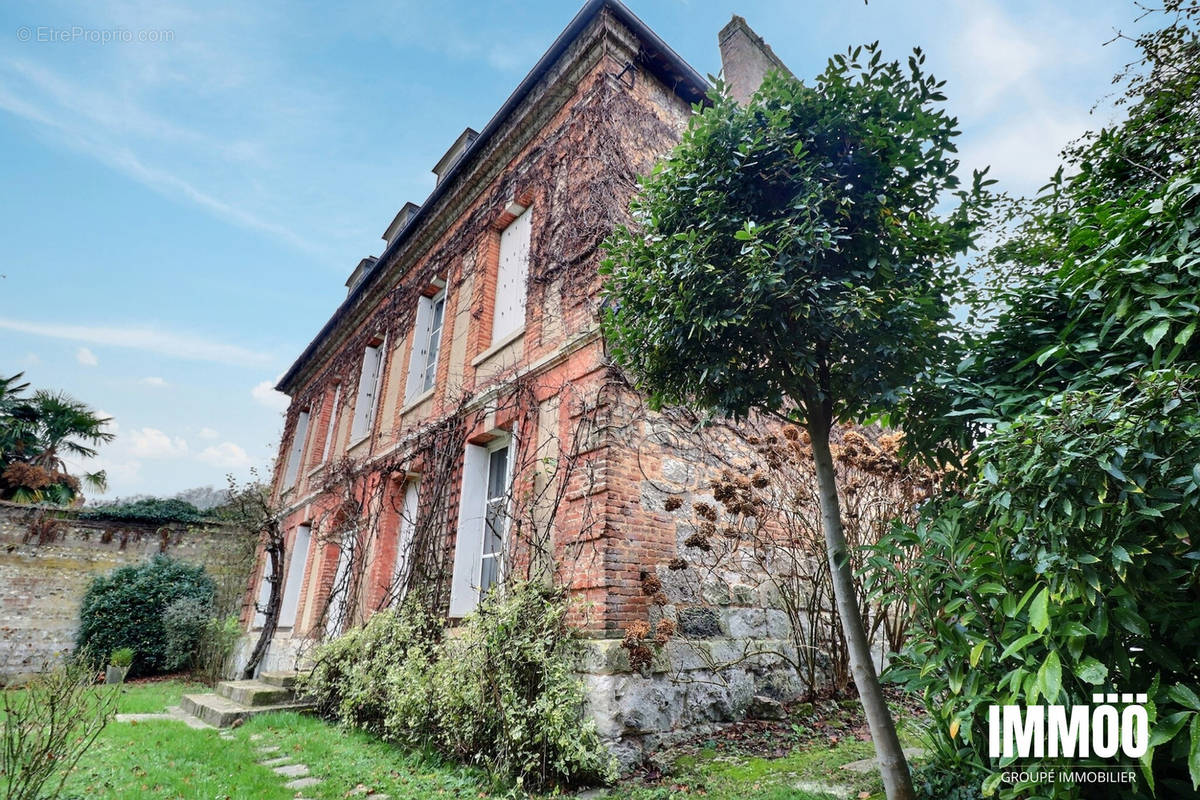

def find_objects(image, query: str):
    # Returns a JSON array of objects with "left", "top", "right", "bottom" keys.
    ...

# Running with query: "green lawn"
[
  {"left": 62, "top": 718, "right": 294, "bottom": 800},
  {"left": 114, "top": 677, "right": 207, "bottom": 714},
  {"left": 24, "top": 680, "right": 916, "bottom": 799}
]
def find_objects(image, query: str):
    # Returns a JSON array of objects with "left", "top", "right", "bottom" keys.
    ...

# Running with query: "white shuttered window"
[
  {"left": 283, "top": 410, "right": 310, "bottom": 488},
  {"left": 405, "top": 290, "right": 446, "bottom": 402},
  {"left": 350, "top": 343, "right": 385, "bottom": 442},
  {"left": 491, "top": 208, "right": 531, "bottom": 343}
]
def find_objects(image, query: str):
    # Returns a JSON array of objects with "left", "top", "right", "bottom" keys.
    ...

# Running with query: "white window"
[
  {"left": 492, "top": 207, "right": 532, "bottom": 343},
  {"left": 326, "top": 531, "right": 354, "bottom": 637},
  {"left": 320, "top": 385, "right": 341, "bottom": 463},
  {"left": 282, "top": 410, "right": 310, "bottom": 489},
  {"left": 405, "top": 290, "right": 446, "bottom": 402},
  {"left": 278, "top": 524, "right": 312, "bottom": 629},
  {"left": 392, "top": 480, "right": 420, "bottom": 604},
  {"left": 350, "top": 342, "right": 385, "bottom": 442},
  {"left": 480, "top": 445, "right": 510, "bottom": 596},
  {"left": 449, "top": 436, "right": 511, "bottom": 617}
]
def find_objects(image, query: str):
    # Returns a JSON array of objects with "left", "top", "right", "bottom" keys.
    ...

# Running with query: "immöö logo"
[{"left": 988, "top": 693, "right": 1149, "bottom": 759}]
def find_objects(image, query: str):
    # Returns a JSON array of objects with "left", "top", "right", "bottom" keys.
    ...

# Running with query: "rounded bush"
[{"left": 77, "top": 555, "right": 216, "bottom": 677}]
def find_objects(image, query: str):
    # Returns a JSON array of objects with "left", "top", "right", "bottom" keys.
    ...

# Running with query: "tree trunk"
[
  {"left": 807, "top": 419, "right": 915, "bottom": 800},
  {"left": 242, "top": 535, "right": 284, "bottom": 680}
]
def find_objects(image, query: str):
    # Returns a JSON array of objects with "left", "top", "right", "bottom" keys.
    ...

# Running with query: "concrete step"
[
  {"left": 259, "top": 670, "right": 301, "bottom": 689},
  {"left": 180, "top": 692, "right": 311, "bottom": 728},
  {"left": 216, "top": 679, "right": 294, "bottom": 707}
]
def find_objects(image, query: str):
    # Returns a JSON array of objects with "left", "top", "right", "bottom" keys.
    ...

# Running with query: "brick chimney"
[{"left": 718, "top": 15, "right": 791, "bottom": 105}]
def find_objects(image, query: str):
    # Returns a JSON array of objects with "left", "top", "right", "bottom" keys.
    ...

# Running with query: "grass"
[
  {"left": 61, "top": 719, "right": 294, "bottom": 800},
  {"left": 7, "top": 680, "right": 923, "bottom": 799},
  {"left": 113, "top": 677, "right": 207, "bottom": 714},
  {"left": 236, "top": 713, "right": 492, "bottom": 799},
  {"left": 608, "top": 737, "right": 879, "bottom": 800},
  {"left": 49, "top": 680, "right": 489, "bottom": 800}
]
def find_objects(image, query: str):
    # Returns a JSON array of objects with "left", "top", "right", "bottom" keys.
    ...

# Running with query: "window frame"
[
  {"left": 478, "top": 438, "right": 511, "bottom": 598},
  {"left": 448, "top": 432, "right": 513, "bottom": 617},
  {"left": 277, "top": 524, "right": 312, "bottom": 629},
  {"left": 391, "top": 479, "right": 420, "bottom": 606},
  {"left": 319, "top": 384, "right": 341, "bottom": 465}
]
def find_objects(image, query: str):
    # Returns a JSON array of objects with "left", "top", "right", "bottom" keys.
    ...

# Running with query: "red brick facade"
[{"left": 250, "top": 2, "right": 710, "bottom": 653}]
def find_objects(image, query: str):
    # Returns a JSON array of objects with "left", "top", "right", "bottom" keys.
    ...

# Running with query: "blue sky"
[{"left": 0, "top": 0, "right": 1139, "bottom": 500}]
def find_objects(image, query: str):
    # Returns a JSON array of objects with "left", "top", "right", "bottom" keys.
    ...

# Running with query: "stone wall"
[
  {"left": 0, "top": 501, "right": 253, "bottom": 681},
  {"left": 579, "top": 634, "right": 803, "bottom": 770}
]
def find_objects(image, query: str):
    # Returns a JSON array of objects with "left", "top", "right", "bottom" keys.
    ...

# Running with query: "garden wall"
[{"left": 0, "top": 501, "right": 253, "bottom": 681}]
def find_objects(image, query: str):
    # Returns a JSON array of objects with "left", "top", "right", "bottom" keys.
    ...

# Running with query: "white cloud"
[
  {"left": 957, "top": 110, "right": 1091, "bottom": 195},
  {"left": 139, "top": 376, "right": 169, "bottom": 388},
  {"left": 76, "top": 346, "right": 98, "bottom": 366},
  {"left": 0, "top": 59, "right": 321, "bottom": 256},
  {"left": 128, "top": 427, "right": 189, "bottom": 459},
  {"left": 251, "top": 379, "right": 290, "bottom": 412},
  {"left": 942, "top": 0, "right": 1112, "bottom": 196},
  {"left": 22, "top": 352, "right": 40, "bottom": 365},
  {"left": 198, "top": 426, "right": 219, "bottom": 439},
  {"left": 0, "top": 317, "right": 272, "bottom": 366},
  {"left": 198, "top": 441, "right": 252, "bottom": 469},
  {"left": 96, "top": 410, "right": 118, "bottom": 435},
  {"left": 949, "top": 6, "right": 1046, "bottom": 117}
]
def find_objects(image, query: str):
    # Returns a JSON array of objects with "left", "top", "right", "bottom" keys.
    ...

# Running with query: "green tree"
[
  {"left": 0, "top": 379, "right": 113, "bottom": 504},
  {"left": 601, "top": 46, "right": 989, "bottom": 799},
  {"left": 888, "top": 3, "right": 1200, "bottom": 796}
]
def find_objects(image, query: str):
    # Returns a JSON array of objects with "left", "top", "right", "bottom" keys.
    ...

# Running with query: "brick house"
[{"left": 247, "top": 0, "right": 803, "bottom": 763}]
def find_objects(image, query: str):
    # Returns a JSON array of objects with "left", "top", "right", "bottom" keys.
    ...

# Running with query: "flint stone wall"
[{"left": 0, "top": 501, "right": 250, "bottom": 681}]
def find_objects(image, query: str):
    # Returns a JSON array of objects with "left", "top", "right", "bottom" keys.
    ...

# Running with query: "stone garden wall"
[{"left": 0, "top": 501, "right": 252, "bottom": 681}]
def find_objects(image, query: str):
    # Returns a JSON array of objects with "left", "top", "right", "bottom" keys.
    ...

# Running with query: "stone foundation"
[{"left": 577, "top": 636, "right": 806, "bottom": 771}]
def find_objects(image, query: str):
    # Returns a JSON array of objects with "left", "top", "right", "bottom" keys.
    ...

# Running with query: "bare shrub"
[{"left": 1, "top": 655, "right": 117, "bottom": 800}]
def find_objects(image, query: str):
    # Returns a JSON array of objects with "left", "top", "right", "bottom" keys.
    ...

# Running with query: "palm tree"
[
  {"left": 0, "top": 378, "right": 114, "bottom": 504},
  {"left": 0, "top": 372, "right": 35, "bottom": 466}
]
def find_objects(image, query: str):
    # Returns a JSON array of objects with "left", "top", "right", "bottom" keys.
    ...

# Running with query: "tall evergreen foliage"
[{"left": 888, "top": 3, "right": 1200, "bottom": 797}]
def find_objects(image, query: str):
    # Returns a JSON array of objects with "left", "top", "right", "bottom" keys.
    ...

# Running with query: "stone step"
[
  {"left": 258, "top": 670, "right": 301, "bottom": 689},
  {"left": 180, "top": 692, "right": 311, "bottom": 728},
  {"left": 217, "top": 679, "right": 294, "bottom": 707}
]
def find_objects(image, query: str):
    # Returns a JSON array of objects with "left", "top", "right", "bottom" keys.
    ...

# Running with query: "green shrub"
[
  {"left": 162, "top": 596, "right": 214, "bottom": 672},
  {"left": 108, "top": 647, "right": 134, "bottom": 668},
  {"left": 301, "top": 583, "right": 616, "bottom": 791},
  {"left": 77, "top": 555, "right": 216, "bottom": 677},
  {"left": 80, "top": 497, "right": 212, "bottom": 524},
  {"left": 195, "top": 614, "right": 243, "bottom": 684},
  {"left": 875, "top": 375, "right": 1200, "bottom": 798}
]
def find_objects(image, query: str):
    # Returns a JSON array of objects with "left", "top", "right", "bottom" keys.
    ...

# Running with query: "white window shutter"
[
  {"left": 326, "top": 531, "right": 354, "bottom": 637},
  {"left": 392, "top": 481, "right": 420, "bottom": 603},
  {"left": 283, "top": 410, "right": 310, "bottom": 488},
  {"left": 405, "top": 298, "right": 435, "bottom": 402},
  {"left": 449, "top": 444, "right": 489, "bottom": 617},
  {"left": 351, "top": 345, "right": 382, "bottom": 441},
  {"left": 492, "top": 208, "right": 531, "bottom": 342},
  {"left": 278, "top": 524, "right": 311, "bottom": 628},
  {"left": 251, "top": 559, "right": 271, "bottom": 628}
]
